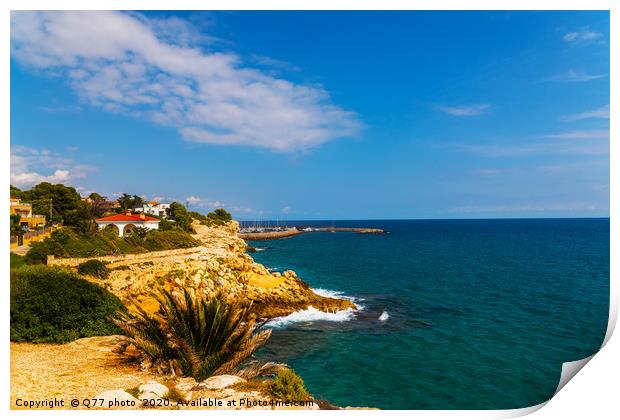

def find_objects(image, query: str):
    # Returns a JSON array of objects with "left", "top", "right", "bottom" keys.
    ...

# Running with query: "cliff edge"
[{"left": 81, "top": 220, "right": 355, "bottom": 319}]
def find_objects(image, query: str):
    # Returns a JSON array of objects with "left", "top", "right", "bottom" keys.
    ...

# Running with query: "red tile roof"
[{"left": 96, "top": 213, "right": 159, "bottom": 222}]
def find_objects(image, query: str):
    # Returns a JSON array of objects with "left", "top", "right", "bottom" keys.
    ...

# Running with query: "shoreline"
[{"left": 11, "top": 220, "right": 361, "bottom": 410}]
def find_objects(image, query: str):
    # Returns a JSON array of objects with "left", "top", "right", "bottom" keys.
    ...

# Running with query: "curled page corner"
[
  {"left": 501, "top": 401, "right": 548, "bottom": 418},
  {"left": 552, "top": 303, "right": 618, "bottom": 397},
  {"left": 500, "top": 355, "right": 599, "bottom": 419},
  {"left": 554, "top": 355, "right": 595, "bottom": 396}
]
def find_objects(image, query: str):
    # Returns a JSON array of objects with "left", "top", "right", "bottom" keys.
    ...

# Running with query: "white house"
[
  {"left": 96, "top": 210, "right": 160, "bottom": 237},
  {"left": 132, "top": 201, "right": 171, "bottom": 218}
]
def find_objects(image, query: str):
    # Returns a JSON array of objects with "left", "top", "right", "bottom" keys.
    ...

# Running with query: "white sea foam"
[
  {"left": 265, "top": 306, "right": 357, "bottom": 328},
  {"left": 312, "top": 288, "right": 366, "bottom": 310},
  {"left": 312, "top": 288, "right": 347, "bottom": 299},
  {"left": 264, "top": 288, "right": 363, "bottom": 328},
  {"left": 255, "top": 247, "right": 266, "bottom": 252},
  {"left": 378, "top": 311, "right": 390, "bottom": 321}
]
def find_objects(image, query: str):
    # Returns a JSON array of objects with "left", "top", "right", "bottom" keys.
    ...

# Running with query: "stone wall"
[{"left": 46, "top": 246, "right": 209, "bottom": 267}]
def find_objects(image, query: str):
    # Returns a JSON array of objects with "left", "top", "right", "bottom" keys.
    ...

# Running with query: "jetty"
[{"left": 238, "top": 226, "right": 385, "bottom": 241}]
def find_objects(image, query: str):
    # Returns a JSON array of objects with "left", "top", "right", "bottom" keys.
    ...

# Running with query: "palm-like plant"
[
  {"left": 112, "top": 289, "right": 271, "bottom": 381},
  {"left": 128, "top": 226, "right": 150, "bottom": 240}
]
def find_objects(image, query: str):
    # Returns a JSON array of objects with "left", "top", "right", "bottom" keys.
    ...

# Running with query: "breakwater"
[
  {"left": 239, "top": 229, "right": 302, "bottom": 240},
  {"left": 239, "top": 227, "right": 385, "bottom": 241}
]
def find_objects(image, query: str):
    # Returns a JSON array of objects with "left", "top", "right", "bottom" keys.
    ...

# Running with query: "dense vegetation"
[
  {"left": 164, "top": 202, "right": 194, "bottom": 232},
  {"left": 25, "top": 227, "right": 201, "bottom": 264},
  {"left": 10, "top": 265, "right": 126, "bottom": 343},
  {"left": 116, "top": 193, "right": 144, "bottom": 211},
  {"left": 189, "top": 208, "right": 233, "bottom": 227},
  {"left": 10, "top": 253, "right": 27, "bottom": 269},
  {"left": 11, "top": 183, "right": 230, "bottom": 233},
  {"left": 77, "top": 259, "right": 111, "bottom": 279},
  {"left": 206, "top": 208, "right": 233, "bottom": 225},
  {"left": 11, "top": 183, "right": 92, "bottom": 231},
  {"left": 13, "top": 182, "right": 232, "bottom": 264},
  {"left": 270, "top": 368, "right": 310, "bottom": 402},
  {"left": 113, "top": 289, "right": 272, "bottom": 381}
]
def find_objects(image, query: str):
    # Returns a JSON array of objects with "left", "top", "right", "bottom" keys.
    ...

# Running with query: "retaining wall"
[{"left": 46, "top": 245, "right": 208, "bottom": 267}]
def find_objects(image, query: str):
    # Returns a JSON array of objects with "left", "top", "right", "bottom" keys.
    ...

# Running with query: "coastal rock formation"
[
  {"left": 76, "top": 220, "right": 355, "bottom": 318},
  {"left": 138, "top": 381, "right": 169, "bottom": 399},
  {"left": 197, "top": 375, "right": 246, "bottom": 390}
]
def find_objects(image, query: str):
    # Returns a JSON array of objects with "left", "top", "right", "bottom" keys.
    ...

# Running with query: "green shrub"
[
  {"left": 25, "top": 227, "right": 200, "bottom": 263},
  {"left": 125, "top": 386, "right": 140, "bottom": 399},
  {"left": 143, "top": 230, "right": 201, "bottom": 251},
  {"left": 113, "top": 289, "right": 272, "bottom": 381},
  {"left": 77, "top": 259, "right": 110, "bottom": 279},
  {"left": 10, "top": 265, "right": 126, "bottom": 343},
  {"left": 169, "top": 202, "right": 193, "bottom": 232},
  {"left": 10, "top": 253, "right": 27, "bottom": 269},
  {"left": 204, "top": 208, "right": 232, "bottom": 226},
  {"left": 270, "top": 368, "right": 310, "bottom": 402},
  {"left": 188, "top": 211, "right": 208, "bottom": 224},
  {"left": 26, "top": 235, "right": 68, "bottom": 264},
  {"left": 129, "top": 226, "right": 151, "bottom": 240}
]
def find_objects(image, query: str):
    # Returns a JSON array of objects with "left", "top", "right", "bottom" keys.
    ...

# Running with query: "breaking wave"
[
  {"left": 265, "top": 306, "right": 357, "bottom": 328},
  {"left": 264, "top": 288, "right": 363, "bottom": 328},
  {"left": 312, "top": 288, "right": 364, "bottom": 307}
]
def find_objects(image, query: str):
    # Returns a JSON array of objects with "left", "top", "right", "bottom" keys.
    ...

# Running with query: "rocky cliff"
[{"left": 84, "top": 220, "right": 355, "bottom": 318}]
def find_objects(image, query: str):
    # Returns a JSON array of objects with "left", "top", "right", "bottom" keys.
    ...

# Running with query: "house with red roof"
[{"left": 95, "top": 210, "right": 160, "bottom": 237}]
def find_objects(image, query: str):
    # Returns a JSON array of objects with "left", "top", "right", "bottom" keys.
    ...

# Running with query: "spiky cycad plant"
[{"left": 113, "top": 288, "right": 272, "bottom": 381}]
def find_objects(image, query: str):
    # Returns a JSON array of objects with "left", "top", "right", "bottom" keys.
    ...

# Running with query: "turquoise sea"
[{"left": 247, "top": 218, "right": 609, "bottom": 409}]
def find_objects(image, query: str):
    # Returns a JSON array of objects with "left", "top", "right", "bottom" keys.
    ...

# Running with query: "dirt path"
[
  {"left": 10, "top": 336, "right": 160, "bottom": 409},
  {"left": 10, "top": 336, "right": 320, "bottom": 411},
  {"left": 10, "top": 244, "right": 31, "bottom": 256}
]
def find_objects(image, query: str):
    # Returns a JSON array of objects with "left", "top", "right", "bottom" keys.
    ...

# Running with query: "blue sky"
[{"left": 10, "top": 11, "right": 609, "bottom": 220}]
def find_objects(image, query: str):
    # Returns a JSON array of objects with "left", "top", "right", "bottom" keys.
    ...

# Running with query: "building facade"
[
  {"left": 10, "top": 197, "right": 46, "bottom": 229},
  {"left": 132, "top": 201, "right": 171, "bottom": 218},
  {"left": 95, "top": 211, "right": 160, "bottom": 237}
]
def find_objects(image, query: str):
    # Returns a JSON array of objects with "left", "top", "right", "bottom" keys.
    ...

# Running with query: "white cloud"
[
  {"left": 544, "top": 129, "right": 610, "bottom": 140},
  {"left": 185, "top": 195, "right": 202, "bottom": 205},
  {"left": 437, "top": 104, "right": 490, "bottom": 116},
  {"left": 230, "top": 205, "right": 255, "bottom": 214},
  {"left": 282, "top": 206, "right": 292, "bottom": 214},
  {"left": 563, "top": 28, "right": 602, "bottom": 42},
  {"left": 251, "top": 54, "right": 302, "bottom": 72},
  {"left": 547, "top": 69, "right": 605, "bottom": 82},
  {"left": 10, "top": 145, "right": 96, "bottom": 188},
  {"left": 11, "top": 11, "right": 362, "bottom": 153},
  {"left": 185, "top": 195, "right": 224, "bottom": 209},
  {"left": 11, "top": 169, "right": 71, "bottom": 187},
  {"left": 561, "top": 105, "right": 610, "bottom": 121},
  {"left": 451, "top": 129, "right": 609, "bottom": 157}
]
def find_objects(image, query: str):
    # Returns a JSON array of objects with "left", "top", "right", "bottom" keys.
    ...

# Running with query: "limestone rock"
[
  {"left": 80, "top": 220, "right": 356, "bottom": 319},
  {"left": 138, "top": 381, "right": 168, "bottom": 398},
  {"left": 174, "top": 377, "right": 197, "bottom": 401},
  {"left": 197, "top": 374, "right": 246, "bottom": 390},
  {"left": 139, "top": 391, "right": 163, "bottom": 401}
]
